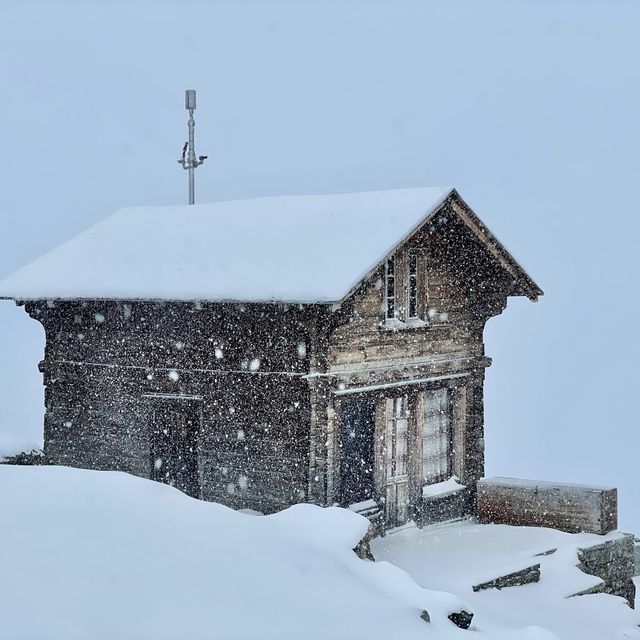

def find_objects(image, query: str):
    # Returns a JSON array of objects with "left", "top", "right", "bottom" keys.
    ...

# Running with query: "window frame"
[
  {"left": 385, "top": 256, "right": 396, "bottom": 320},
  {"left": 385, "top": 395, "right": 409, "bottom": 481}
]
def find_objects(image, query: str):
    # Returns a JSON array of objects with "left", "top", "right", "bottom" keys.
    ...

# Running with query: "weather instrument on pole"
[{"left": 178, "top": 89, "right": 207, "bottom": 205}]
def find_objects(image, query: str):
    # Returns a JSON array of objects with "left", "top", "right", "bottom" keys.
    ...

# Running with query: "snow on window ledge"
[
  {"left": 405, "top": 317, "right": 428, "bottom": 329},
  {"left": 422, "top": 476, "right": 466, "bottom": 500},
  {"left": 380, "top": 317, "right": 429, "bottom": 331},
  {"left": 379, "top": 317, "right": 407, "bottom": 331}
]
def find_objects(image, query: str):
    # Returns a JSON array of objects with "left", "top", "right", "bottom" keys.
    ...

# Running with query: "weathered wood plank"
[
  {"left": 477, "top": 477, "right": 618, "bottom": 535},
  {"left": 472, "top": 564, "right": 541, "bottom": 592}
]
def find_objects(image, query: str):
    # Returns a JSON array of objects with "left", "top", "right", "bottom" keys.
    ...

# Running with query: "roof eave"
[
  {"left": 449, "top": 189, "right": 543, "bottom": 302},
  {"left": 2, "top": 295, "right": 338, "bottom": 306}
]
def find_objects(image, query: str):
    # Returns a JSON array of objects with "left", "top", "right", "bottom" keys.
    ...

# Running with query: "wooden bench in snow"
[{"left": 477, "top": 477, "right": 617, "bottom": 535}]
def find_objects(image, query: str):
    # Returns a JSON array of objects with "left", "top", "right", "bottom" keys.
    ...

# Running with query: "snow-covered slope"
[
  {"left": 3, "top": 465, "right": 637, "bottom": 640},
  {"left": 0, "top": 188, "right": 452, "bottom": 303},
  {"left": 373, "top": 520, "right": 640, "bottom": 640},
  {"left": 0, "top": 465, "right": 474, "bottom": 640}
]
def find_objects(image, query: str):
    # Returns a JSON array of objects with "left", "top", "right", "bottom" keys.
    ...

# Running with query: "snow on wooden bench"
[{"left": 477, "top": 477, "right": 617, "bottom": 535}]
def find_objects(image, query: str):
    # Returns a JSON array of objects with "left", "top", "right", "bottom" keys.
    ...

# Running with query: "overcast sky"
[{"left": 1, "top": 0, "right": 639, "bottom": 529}]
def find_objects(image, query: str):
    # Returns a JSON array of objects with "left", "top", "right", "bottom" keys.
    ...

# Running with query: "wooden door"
[
  {"left": 384, "top": 395, "right": 410, "bottom": 528},
  {"left": 150, "top": 401, "right": 200, "bottom": 498},
  {"left": 338, "top": 398, "right": 376, "bottom": 506}
]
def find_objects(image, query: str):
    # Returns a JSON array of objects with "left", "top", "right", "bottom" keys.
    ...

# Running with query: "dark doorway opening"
[
  {"left": 150, "top": 399, "right": 201, "bottom": 498},
  {"left": 338, "top": 397, "right": 376, "bottom": 506}
]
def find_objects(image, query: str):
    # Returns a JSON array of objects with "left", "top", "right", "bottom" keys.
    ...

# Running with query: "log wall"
[{"left": 27, "top": 300, "right": 317, "bottom": 514}]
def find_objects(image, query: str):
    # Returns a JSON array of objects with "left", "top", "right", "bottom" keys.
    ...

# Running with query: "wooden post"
[
  {"left": 463, "top": 373, "right": 485, "bottom": 486},
  {"left": 306, "top": 309, "right": 331, "bottom": 505}
]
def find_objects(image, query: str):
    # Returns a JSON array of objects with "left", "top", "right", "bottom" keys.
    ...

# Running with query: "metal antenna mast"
[{"left": 178, "top": 89, "right": 207, "bottom": 205}]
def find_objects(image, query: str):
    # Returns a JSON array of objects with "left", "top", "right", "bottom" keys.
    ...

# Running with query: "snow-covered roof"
[
  {"left": 0, "top": 188, "right": 455, "bottom": 302},
  {"left": 0, "top": 187, "right": 541, "bottom": 303}
]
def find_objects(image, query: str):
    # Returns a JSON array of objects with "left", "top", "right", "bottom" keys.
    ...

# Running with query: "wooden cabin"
[{"left": 0, "top": 187, "right": 542, "bottom": 530}]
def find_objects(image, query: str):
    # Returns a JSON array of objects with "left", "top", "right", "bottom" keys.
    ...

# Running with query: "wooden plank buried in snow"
[{"left": 472, "top": 564, "right": 541, "bottom": 592}]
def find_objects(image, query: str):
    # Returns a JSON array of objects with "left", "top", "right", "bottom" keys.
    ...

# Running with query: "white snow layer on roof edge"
[{"left": 0, "top": 187, "right": 453, "bottom": 303}]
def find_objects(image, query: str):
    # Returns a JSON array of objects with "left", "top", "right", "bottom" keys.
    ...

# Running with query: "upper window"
[
  {"left": 422, "top": 388, "right": 451, "bottom": 484},
  {"left": 385, "top": 256, "right": 396, "bottom": 320},
  {"left": 407, "top": 252, "right": 418, "bottom": 319}
]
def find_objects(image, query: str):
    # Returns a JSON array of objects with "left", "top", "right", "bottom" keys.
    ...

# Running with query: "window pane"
[
  {"left": 422, "top": 388, "right": 451, "bottom": 483},
  {"left": 396, "top": 415, "right": 408, "bottom": 476},
  {"left": 409, "top": 279, "right": 417, "bottom": 317},
  {"left": 386, "top": 297, "right": 395, "bottom": 319},
  {"left": 386, "top": 395, "right": 408, "bottom": 479},
  {"left": 408, "top": 253, "right": 418, "bottom": 318},
  {"left": 384, "top": 399, "right": 393, "bottom": 478}
]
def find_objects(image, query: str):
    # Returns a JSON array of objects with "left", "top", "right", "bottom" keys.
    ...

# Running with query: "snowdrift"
[{"left": 0, "top": 465, "right": 468, "bottom": 640}]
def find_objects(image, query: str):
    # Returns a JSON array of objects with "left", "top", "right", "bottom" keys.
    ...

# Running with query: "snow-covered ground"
[
  {"left": 2, "top": 465, "right": 638, "bottom": 640},
  {"left": 372, "top": 520, "right": 640, "bottom": 640},
  {"left": 0, "top": 465, "right": 472, "bottom": 640}
]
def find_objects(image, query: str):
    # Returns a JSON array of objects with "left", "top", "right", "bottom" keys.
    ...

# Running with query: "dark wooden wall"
[{"left": 25, "top": 300, "right": 318, "bottom": 514}]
